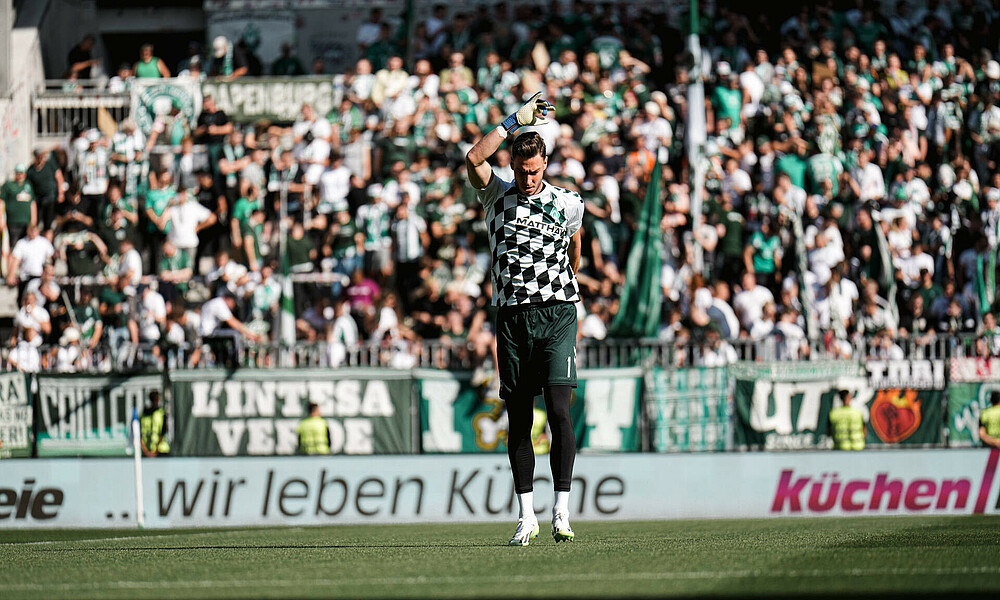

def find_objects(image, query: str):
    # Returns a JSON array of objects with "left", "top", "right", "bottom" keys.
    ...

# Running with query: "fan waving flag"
[
  {"left": 608, "top": 162, "right": 663, "bottom": 338},
  {"left": 280, "top": 255, "right": 296, "bottom": 346}
]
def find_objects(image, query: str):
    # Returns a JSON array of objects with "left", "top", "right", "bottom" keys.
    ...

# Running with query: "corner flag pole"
[
  {"left": 687, "top": 0, "right": 707, "bottom": 273},
  {"left": 130, "top": 409, "right": 145, "bottom": 528}
]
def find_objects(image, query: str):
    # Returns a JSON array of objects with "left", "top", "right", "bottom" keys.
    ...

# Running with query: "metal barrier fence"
[
  {"left": 33, "top": 80, "right": 130, "bottom": 144},
  {"left": 0, "top": 333, "right": 989, "bottom": 373}
]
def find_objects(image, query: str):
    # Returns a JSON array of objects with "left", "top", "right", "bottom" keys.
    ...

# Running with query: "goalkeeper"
[{"left": 466, "top": 92, "right": 584, "bottom": 546}]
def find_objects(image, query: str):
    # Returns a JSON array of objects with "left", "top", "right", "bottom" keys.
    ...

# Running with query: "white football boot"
[
  {"left": 508, "top": 517, "right": 540, "bottom": 546},
  {"left": 552, "top": 511, "right": 575, "bottom": 542}
]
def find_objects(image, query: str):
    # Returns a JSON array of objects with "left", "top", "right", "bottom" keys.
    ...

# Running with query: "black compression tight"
[{"left": 506, "top": 385, "right": 576, "bottom": 494}]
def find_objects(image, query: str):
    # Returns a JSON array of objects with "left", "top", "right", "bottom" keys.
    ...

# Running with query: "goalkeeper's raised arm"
[{"left": 465, "top": 91, "right": 554, "bottom": 189}]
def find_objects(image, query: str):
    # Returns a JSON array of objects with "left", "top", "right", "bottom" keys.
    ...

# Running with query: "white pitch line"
[
  {"left": 0, "top": 528, "right": 305, "bottom": 547},
  {"left": 5, "top": 566, "right": 1000, "bottom": 591}
]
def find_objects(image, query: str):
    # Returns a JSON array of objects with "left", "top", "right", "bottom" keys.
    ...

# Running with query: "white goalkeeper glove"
[{"left": 500, "top": 92, "right": 555, "bottom": 136}]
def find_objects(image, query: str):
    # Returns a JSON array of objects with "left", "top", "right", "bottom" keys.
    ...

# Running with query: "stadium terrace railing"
[
  {"left": 34, "top": 80, "right": 130, "bottom": 144},
  {"left": 0, "top": 333, "right": 988, "bottom": 373}
]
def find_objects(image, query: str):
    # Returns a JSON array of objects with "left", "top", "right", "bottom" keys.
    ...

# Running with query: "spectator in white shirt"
[
  {"left": 733, "top": 272, "right": 774, "bottom": 333},
  {"left": 849, "top": 149, "right": 885, "bottom": 202},
  {"left": 206, "top": 249, "right": 250, "bottom": 297},
  {"left": 166, "top": 189, "right": 216, "bottom": 264},
  {"left": 77, "top": 130, "right": 110, "bottom": 202},
  {"left": 117, "top": 237, "right": 143, "bottom": 288},
  {"left": 8, "top": 328, "right": 41, "bottom": 373},
  {"left": 372, "top": 55, "right": 411, "bottom": 110},
  {"left": 578, "top": 301, "right": 609, "bottom": 341},
  {"left": 898, "top": 241, "right": 935, "bottom": 286},
  {"left": 749, "top": 302, "right": 777, "bottom": 340},
  {"left": 199, "top": 294, "right": 261, "bottom": 341},
  {"left": 7, "top": 225, "right": 55, "bottom": 288},
  {"left": 318, "top": 152, "right": 352, "bottom": 217},
  {"left": 327, "top": 298, "right": 359, "bottom": 367},
  {"left": 722, "top": 158, "right": 752, "bottom": 207},
  {"left": 56, "top": 327, "right": 83, "bottom": 373},
  {"left": 808, "top": 231, "right": 846, "bottom": 287},
  {"left": 12, "top": 291, "right": 51, "bottom": 348},
  {"left": 774, "top": 308, "right": 809, "bottom": 360},
  {"left": 24, "top": 263, "right": 61, "bottom": 311},
  {"left": 546, "top": 50, "right": 580, "bottom": 89},
  {"left": 698, "top": 329, "right": 738, "bottom": 367},
  {"left": 355, "top": 8, "right": 383, "bottom": 51},
  {"left": 631, "top": 101, "right": 673, "bottom": 161},
  {"left": 138, "top": 285, "right": 167, "bottom": 343},
  {"left": 381, "top": 168, "right": 421, "bottom": 210}
]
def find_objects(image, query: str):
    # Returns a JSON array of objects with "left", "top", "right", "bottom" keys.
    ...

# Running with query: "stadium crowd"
[{"left": 4, "top": 1, "right": 1000, "bottom": 372}]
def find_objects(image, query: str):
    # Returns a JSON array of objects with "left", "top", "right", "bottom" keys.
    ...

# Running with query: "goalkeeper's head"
[{"left": 511, "top": 132, "right": 547, "bottom": 196}]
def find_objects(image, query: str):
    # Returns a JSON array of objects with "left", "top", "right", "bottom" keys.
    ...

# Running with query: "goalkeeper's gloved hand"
[{"left": 501, "top": 91, "right": 555, "bottom": 135}]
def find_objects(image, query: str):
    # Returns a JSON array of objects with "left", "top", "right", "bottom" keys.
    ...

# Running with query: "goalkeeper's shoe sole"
[
  {"left": 508, "top": 520, "right": 540, "bottom": 546},
  {"left": 552, "top": 512, "right": 575, "bottom": 543},
  {"left": 553, "top": 528, "right": 575, "bottom": 543}
]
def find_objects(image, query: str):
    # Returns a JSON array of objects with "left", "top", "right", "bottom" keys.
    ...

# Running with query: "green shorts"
[{"left": 496, "top": 301, "right": 578, "bottom": 400}]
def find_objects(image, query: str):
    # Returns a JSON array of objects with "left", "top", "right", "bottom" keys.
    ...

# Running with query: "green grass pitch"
[{"left": 2, "top": 516, "right": 999, "bottom": 599}]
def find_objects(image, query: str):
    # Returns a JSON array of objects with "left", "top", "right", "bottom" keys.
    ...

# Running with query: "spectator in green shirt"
[
  {"left": 744, "top": 218, "right": 783, "bottom": 292},
  {"left": 145, "top": 171, "right": 175, "bottom": 235},
  {"left": 241, "top": 209, "right": 265, "bottom": 272},
  {"left": 712, "top": 75, "right": 744, "bottom": 131},
  {"left": 26, "top": 149, "right": 64, "bottom": 231},
  {"left": 286, "top": 221, "right": 316, "bottom": 273},
  {"left": 1, "top": 164, "right": 37, "bottom": 242},
  {"left": 134, "top": 43, "right": 171, "bottom": 78},
  {"left": 775, "top": 137, "right": 810, "bottom": 190},
  {"left": 715, "top": 196, "right": 746, "bottom": 284},
  {"left": 159, "top": 240, "right": 193, "bottom": 302},
  {"left": 230, "top": 184, "right": 262, "bottom": 250},
  {"left": 270, "top": 43, "right": 305, "bottom": 76},
  {"left": 72, "top": 287, "right": 104, "bottom": 351}
]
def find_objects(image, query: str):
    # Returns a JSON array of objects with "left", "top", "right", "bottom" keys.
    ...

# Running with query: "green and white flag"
[
  {"left": 608, "top": 162, "right": 663, "bottom": 337},
  {"left": 975, "top": 251, "right": 996, "bottom": 314},
  {"left": 280, "top": 255, "right": 295, "bottom": 347}
]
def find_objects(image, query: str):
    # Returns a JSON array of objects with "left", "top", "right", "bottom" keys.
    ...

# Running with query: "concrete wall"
[{"left": 0, "top": 27, "right": 43, "bottom": 177}]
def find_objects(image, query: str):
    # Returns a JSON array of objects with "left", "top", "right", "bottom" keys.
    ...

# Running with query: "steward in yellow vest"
[
  {"left": 980, "top": 392, "right": 1000, "bottom": 448},
  {"left": 829, "top": 390, "right": 865, "bottom": 451},
  {"left": 140, "top": 390, "right": 170, "bottom": 456},
  {"left": 297, "top": 402, "right": 331, "bottom": 455}
]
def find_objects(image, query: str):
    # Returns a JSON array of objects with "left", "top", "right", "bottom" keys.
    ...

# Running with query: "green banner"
[
  {"left": 647, "top": 367, "right": 730, "bottom": 452},
  {"left": 131, "top": 78, "right": 201, "bottom": 137},
  {"left": 947, "top": 382, "right": 1000, "bottom": 447},
  {"left": 170, "top": 369, "right": 413, "bottom": 456},
  {"left": 864, "top": 360, "right": 945, "bottom": 446},
  {"left": 864, "top": 389, "right": 943, "bottom": 445},
  {"left": 201, "top": 76, "right": 344, "bottom": 123},
  {"left": 35, "top": 373, "right": 163, "bottom": 457},
  {"left": 419, "top": 368, "right": 642, "bottom": 453},
  {"left": 733, "top": 362, "right": 867, "bottom": 450},
  {"left": 0, "top": 372, "right": 32, "bottom": 458},
  {"left": 733, "top": 360, "right": 945, "bottom": 450}
]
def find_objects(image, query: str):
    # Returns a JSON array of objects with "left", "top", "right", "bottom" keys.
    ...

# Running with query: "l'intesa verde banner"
[
  {"left": 418, "top": 368, "right": 642, "bottom": 453},
  {"left": 170, "top": 369, "right": 413, "bottom": 456},
  {"left": 0, "top": 372, "right": 32, "bottom": 458},
  {"left": 733, "top": 360, "right": 946, "bottom": 450},
  {"left": 646, "top": 367, "right": 730, "bottom": 452}
]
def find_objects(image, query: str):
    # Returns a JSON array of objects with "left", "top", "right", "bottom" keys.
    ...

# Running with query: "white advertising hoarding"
[{"left": 1, "top": 450, "right": 997, "bottom": 529}]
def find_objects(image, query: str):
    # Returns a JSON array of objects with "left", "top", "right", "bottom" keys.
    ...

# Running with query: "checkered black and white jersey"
[{"left": 476, "top": 175, "right": 584, "bottom": 306}]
